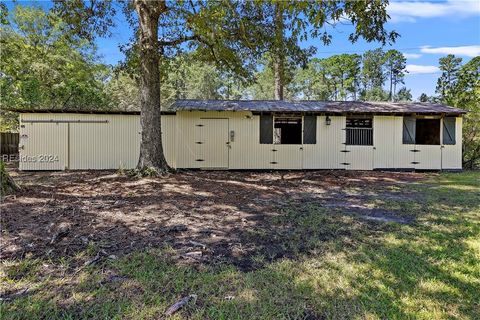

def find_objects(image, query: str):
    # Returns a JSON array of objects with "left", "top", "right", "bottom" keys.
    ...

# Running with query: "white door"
[
  {"left": 414, "top": 145, "right": 442, "bottom": 170},
  {"left": 273, "top": 145, "right": 303, "bottom": 169},
  {"left": 19, "top": 122, "right": 68, "bottom": 170},
  {"left": 198, "top": 118, "right": 229, "bottom": 169},
  {"left": 345, "top": 146, "right": 374, "bottom": 170}
]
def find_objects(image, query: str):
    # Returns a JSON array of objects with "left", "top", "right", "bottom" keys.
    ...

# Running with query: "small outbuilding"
[{"left": 17, "top": 100, "right": 466, "bottom": 171}]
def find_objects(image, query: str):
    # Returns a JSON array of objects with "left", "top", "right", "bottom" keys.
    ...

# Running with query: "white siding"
[
  {"left": 198, "top": 118, "right": 229, "bottom": 168},
  {"left": 346, "top": 146, "right": 374, "bottom": 170},
  {"left": 442, "top": 117, "right": 463, "bottom": 169},
  {"left": 303, "top": 116, "right": 345, "bottom": 169},
  {"left": 68, "top": 115, "right": 140, "bottom": 169},
  {"left": 19, "top": 117, "right": 68, "bottom": 170},
  {"left": 373, "top": 116, "right": 396, "bottom": 169},
  {"left": 19, "top": 112, "right": 463, "bottom": 171},
  {"left": 161, "top": 115, "right": 177, "bottom": 169},
  {"left": 274, "top": 145, "right": 303, "bottom": 169},
  {"left": 19, "top": 113, "right": 176, "bottom": 170},
  {"left": 393, "top": 116, "right": 415, "bottom": 169},
  {"left": 415, "top": 145, "right": 442, "bottom": 170}
]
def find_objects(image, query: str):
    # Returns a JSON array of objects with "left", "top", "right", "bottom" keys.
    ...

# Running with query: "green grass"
[{"left": 2, "top": 172, "right": 479, "bottom": 319}]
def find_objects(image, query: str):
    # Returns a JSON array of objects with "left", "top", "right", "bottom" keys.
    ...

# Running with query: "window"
[
  {"left": 303, "top": 116, "right": 317, "bottom": 144},
  {"left": 403, "top": 117, "right": 442, "bottom": 145},
  {"left": 260, "top": 115, "right": 317, "bottom": 144},
  {"left": 416, "top": 119, "right": 440, "bottom": 145},
  {"left": 274, "top": 117, "right": 302, "bottom": 144},
  {"left": 260, "top": 115, "right": 273, "bottom": 144},
  {"left": 346, "top": 117, "right": 373, "bottom": 146}
]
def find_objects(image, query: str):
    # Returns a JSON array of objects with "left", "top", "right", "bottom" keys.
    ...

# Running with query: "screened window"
[
  {"left": 346, "top": 117, "right": 373, "bottom": 146},
  {"left": 274, "top": 117, "right": 302, "bottom": 144},
  {"left": 303, "top": 116, "right": 317, "bottom": 144},
  {"left": 260, "top": 115, "right": 273, "bottom": 144}
]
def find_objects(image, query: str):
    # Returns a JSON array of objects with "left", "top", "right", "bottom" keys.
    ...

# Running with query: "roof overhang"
[{"left": 172, "top": 99, "right": 467, "bottom": 116}]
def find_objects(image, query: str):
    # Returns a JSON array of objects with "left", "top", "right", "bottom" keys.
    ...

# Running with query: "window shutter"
[
  {"left": 303, "top": 116, "right": 317, "bottom": 144},
  {"left": 260, "top": 115, "right": 273, "bottom": 144},
  {"left": 443, "top": 117, "right": 456, "bottom": 145},
  {"left": 403, "top": 117, "right": 416, "bottom": 144}
]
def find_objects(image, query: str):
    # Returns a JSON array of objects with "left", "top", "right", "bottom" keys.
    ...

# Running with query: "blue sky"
[
  {"left": 307, "top": 0, "right": 480, "bottom": 99},
  {"left": 8, "top": 0, "right": 480, "bottom": 100}
]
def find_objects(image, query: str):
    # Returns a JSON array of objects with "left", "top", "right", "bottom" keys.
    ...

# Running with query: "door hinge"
[
  {"left": 410, "top": 149, "right": 420, "bottom": 152},
  {"left": 195, "top": 141, "right": 203, "bottom": 144},
  {"left": 195, "top": 159, "right": 205, "bottom": 162},
  {"left": 270, "top": 161, "right": 278, "bottom": 164},
  {"left": 411, "top": 161, "right": 420, "bottom": 164},
  {"left": 272, "top": 149, "right": 277, "bottom": 152},
  {"left": 341, "top": 162, "right": 350, "bottom": 165},
  {"left": 196, "top": 124, "right": 204, "bottom": 127},
  {"left": 340, "top": 150, "right": 350, "bottom": 153}
]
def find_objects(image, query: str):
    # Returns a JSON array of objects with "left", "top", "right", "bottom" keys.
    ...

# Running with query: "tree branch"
[{"left": 158, "top": 35, "right": 199, "bottom": 47}]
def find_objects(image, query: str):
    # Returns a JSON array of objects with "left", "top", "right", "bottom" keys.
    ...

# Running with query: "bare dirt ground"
[{"left": 1, "top": 169, "right": 425, "bottom": 271}]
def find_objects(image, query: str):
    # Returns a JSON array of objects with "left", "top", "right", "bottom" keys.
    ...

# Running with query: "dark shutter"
[
  {"left": 260, "top": 115, "right": 273, "bottom": 144},
  {"left": 443, "top": 117, "right": 456, "bottom": 145},
  {"left": 303, "top": 116, "right": 317, "bottom": 144},
  {"left": 403, "top": 117, "right": 416, "bottom": 144}
]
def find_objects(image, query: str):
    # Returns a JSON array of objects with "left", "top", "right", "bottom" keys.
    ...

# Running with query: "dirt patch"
[{"left": 1, "top": 169, "right": 426, "bottom": 270}]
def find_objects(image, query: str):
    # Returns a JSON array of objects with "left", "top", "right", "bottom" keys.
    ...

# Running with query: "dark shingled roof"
[{"left": 173, "top": 99, "right": 466, "bottom": 115}]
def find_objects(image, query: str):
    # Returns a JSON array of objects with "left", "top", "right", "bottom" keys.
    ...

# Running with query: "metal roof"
[
  {"left": 5, "top": 100, "right": 467, "bottom": 115},
  {"left": 4, "top": 108, "right": 173, "bottom": 115},
  {"left": 2, "top": 108, "right": 140, "bottom": 115},
  {"left": 173, "top": 99, "right": 467, "bottom": 115}
]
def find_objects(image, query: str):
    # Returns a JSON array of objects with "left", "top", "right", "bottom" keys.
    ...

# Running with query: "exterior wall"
[
  {"left": 373, "top": 116, "right": 396, "bottom": 169},
  {"left": 19, "top": 113, "right": 176, "bottom": 170},
  {"left": 441, "top": 117, "right": 463, "bottom": 169},
  {"left": 19, "top": 111, "right": 463, "bottom": 171},
  {"left": 173, "top": 112, "right": 462, "bottom": 171},
  {"left": 19, "top": 120, "right": 68, "bottom": 170},
  {"left": 303, "top": 116, "right": 345, "bottom": 169},
  {"left": 393, "top": 116, "right": 415, "bottom": 169}
]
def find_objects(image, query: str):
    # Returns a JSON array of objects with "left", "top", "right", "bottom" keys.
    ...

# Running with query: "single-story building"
[{"left": 17, "top": 99, "right": 466, "bottom": 171}]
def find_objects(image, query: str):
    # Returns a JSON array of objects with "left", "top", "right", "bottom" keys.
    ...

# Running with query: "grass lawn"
[{"left": 1, "top": 171, "right": 479, "bottom": 319}]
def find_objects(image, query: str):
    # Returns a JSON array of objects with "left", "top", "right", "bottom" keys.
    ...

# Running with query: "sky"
[{"left": 7, "top": 0, "right": 480, "bottom": 100}]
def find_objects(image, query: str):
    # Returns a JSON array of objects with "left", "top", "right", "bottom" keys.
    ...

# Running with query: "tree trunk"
[
  {"left": 274, "top": 58, "right": 284, "bottom": 100},
  {"left": 273, "top": 4, "right": 284, "bottom": 101},
  {"left": 389, "top": 67, "right": 393, "bottom": 102},
  {"left": 393, "top": 79, "right": 397, "bottom": 102},
  {"left": 134, "top": 1, "right": 169, "bottom": 173}
]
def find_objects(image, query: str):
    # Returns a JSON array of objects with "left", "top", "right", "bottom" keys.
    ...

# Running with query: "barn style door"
[
  {"left": 19, "top": 122, "right": 68, "bottom": 170},
  {"left": 195, "top": 118, "right": 229, "bottom": 169}
]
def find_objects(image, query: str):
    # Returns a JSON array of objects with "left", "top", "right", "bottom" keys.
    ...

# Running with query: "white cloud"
[
  {"left": 406, "top": 64, "right": 440, "bottom": 74},
  {"left": 420, "top": 45, "right": 480, "bottom": 57},
  {"left": 403, "top": 53, "right": 422, "bottom": 59},
  {"left": 388, "top": 0, "right": 480, "bottom": 23}
]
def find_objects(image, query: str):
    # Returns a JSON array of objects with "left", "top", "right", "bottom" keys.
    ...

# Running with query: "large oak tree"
[{"left": 54, "top": 0, "right": 397, "bottom": 174}]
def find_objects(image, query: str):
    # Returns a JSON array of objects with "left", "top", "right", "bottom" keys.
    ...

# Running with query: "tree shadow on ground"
[{"left": 1, "top": 170, "right": 479, "bottom": 319}]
